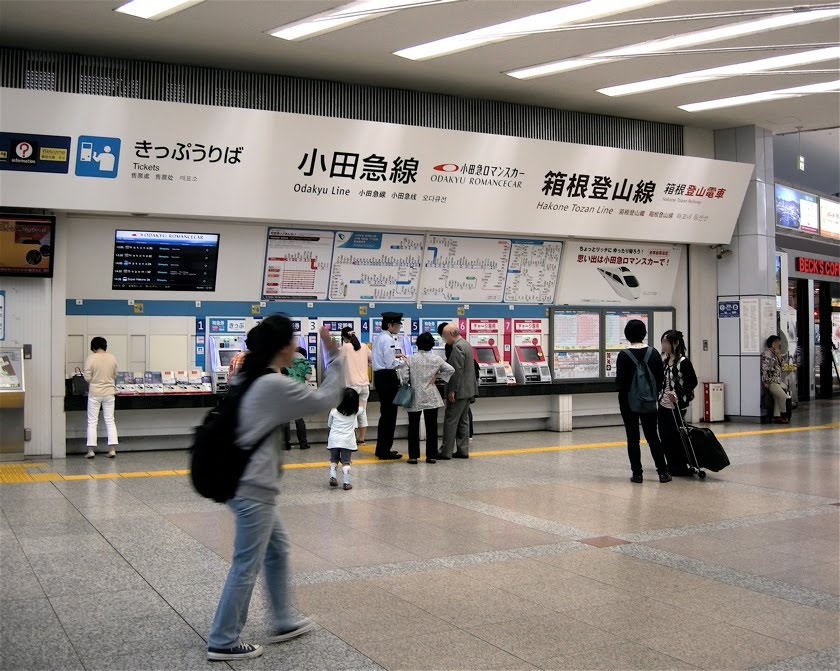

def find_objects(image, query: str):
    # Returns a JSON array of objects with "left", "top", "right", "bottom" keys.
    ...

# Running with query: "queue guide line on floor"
[{"left": 3, "top": 421, "right": 838, "bottom": 485}]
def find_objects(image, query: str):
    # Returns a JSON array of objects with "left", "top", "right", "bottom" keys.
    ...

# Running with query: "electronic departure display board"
[{"left": 112, "top": 230, "right": 219, "bottom": 291}]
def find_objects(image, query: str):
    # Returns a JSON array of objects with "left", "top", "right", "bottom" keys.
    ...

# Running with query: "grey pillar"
[{"left": 714, "top": 126, "right": 776, "bottom": 420}]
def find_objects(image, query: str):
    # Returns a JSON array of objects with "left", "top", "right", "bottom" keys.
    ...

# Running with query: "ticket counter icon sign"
[{"left": 75, "top": 135, "right": 121, "bottom": 178}]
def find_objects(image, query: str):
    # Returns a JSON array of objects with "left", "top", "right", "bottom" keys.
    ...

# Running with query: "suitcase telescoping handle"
[{"left": 670, "top": 405, "right": 706, "bottom": 480}]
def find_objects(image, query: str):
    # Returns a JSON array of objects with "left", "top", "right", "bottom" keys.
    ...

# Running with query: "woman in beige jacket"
[{"left": 83, "top": 336, "right": 119, "bottom": 457}]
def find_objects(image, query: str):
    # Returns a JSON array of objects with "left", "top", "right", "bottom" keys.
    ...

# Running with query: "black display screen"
[
  {"left": 518, "top": 347, "right": 540, "bottom": 361},
  {"left": 476, "top": 347, "right": 497, "bottom": 364},
  {"left": 112, "top": 230, "right": 219, "bottom": 291}
]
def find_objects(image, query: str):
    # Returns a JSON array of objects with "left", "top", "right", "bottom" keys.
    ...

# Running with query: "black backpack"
[
  {"left": 190, "top": 369, "right": 274, "bottom": 503},
  {"left": 626, "top": 347, "right": 658, "bottom": 415}
]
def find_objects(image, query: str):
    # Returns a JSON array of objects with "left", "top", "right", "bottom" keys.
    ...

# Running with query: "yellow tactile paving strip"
[{"left": 0, "top": 422, "right": 837, "bottom": 485}]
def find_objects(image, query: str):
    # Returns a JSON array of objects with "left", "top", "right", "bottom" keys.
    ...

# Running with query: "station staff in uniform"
[{"left": 372, "top": 312, "right": 405, "bottom": 460}]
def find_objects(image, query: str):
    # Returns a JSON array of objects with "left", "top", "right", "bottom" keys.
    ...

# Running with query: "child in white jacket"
[{"left": 327, "top": 388, "right": 360, "bottom": 490}]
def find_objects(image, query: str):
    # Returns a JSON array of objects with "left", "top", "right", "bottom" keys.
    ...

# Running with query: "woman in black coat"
[{"left": 657, "top": 330, "right": 698, "bottom": 476}]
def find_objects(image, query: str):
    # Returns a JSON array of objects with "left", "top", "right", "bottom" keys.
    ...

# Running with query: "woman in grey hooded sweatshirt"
[{"left": 207, "top": 315, "right": 344, "bottom": 662}]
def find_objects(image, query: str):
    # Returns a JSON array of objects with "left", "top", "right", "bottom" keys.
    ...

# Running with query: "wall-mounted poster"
[
  {"left": 556, "top": 241, "right": 681, "bottom": 306},
  {"left": 261, "top": 228, "right": 333, "bottom": 300},
  {"left": 775, "top": 184, "right": 819, "bottom": 233},
  {"left": 819, "top": 197, "right": 840, "bottom": 240}
]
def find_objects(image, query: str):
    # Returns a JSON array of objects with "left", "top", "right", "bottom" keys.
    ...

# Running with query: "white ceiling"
[{"left": 0, "top": 0, "right": 837, "bottom": 135}]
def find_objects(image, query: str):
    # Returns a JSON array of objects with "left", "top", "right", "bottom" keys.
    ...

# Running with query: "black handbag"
[{"left": 71, "top": 367, "right": 89, "bottom": 396}]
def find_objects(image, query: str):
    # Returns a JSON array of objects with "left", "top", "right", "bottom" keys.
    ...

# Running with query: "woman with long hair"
[
  {"left": 207, "top": 315, "right": 344, "bottom": 662},
  {"left": 340, "top": 326, "right": 372, "bottom": 444},
  {"left": 657, "top": 329, "right": 698, "bottom": 475}
]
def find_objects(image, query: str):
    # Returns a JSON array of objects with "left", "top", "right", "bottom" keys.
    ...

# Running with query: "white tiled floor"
[{"left": 0, "top": 400, "right": 838, "bottom": 670}]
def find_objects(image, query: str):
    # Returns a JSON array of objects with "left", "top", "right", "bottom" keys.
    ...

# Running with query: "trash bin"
[{"left": 702, "top": 382, "right": 724, "bottom": 422}]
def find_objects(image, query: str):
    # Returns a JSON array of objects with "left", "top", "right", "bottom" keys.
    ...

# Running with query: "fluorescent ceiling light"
[
  {"left": 678, "top": 80, "right": 840, "bottom": 112},
  {"left": 507, "top": 8, "right": 840, "bottom": 79},
  {"left": 598, "top": 46, "right": 840, "bottom": 96},
  {"left": 114, "top": 0, "right": 204, "bottom": 20},
  {"left": 270, "top": 0, "right": 459, "bottom": 41},
  {"left": 394, "top": 0, "right": 668, "bottom": 61}
]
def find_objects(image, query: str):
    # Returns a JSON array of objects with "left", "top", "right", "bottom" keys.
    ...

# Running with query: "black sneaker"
[
  {"left": 207, "top": 643, "right": 263, "bottom": 661},
  {"left": 266, "top": 618, "right": 316, "bottom": 644},
  {"left": 659, "top": 473, "right": 672, "bottom": 483},
  {"left": 631, "top": 473, "right": 643, "bottom": 483},
  {"left": 329, "top": 476, "right": 338, "bottom": 487}
]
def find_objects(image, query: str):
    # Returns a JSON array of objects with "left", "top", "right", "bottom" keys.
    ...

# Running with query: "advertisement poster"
[
  {"left": 0, "top": 215, "right": 54, "bottom": 277},
  {"left": 556, "top": 241, "right": 681, "bottom": 306},
  {"left": 1, "top": 88, "right": 753, "bottom": 245},
  {"left": 819, "top": 197, "right": 840, "bottom": 240},
  {"left": 775, "top": 184, "right": 819, "bottom": 233}
]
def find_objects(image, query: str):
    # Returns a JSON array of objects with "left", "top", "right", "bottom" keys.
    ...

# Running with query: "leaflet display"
[
  {"left": 112, "top": 230, "right": 219, "bottom": 291},
  {"left": 329, "top": 231, "right": 423, "bottom": 301},
  {"left": 605, "top": 311, "right": 649, "bottom": 350},
  {"left": 553, "top": 351, "right": 600, "bottom": 380},
  {"left": 420, "top": 236, "right": 511, "bottom": 303},
  {"left": 261, "top": 228, "right": 333, "bottom": 300},
  {"left": 504, "top": 240, "right": 563, "bottom": 304}
]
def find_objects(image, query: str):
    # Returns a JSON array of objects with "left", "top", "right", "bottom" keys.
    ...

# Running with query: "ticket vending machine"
[
  {"left": 206, "top": 334, "right": 246, "bottom": 393},
  {"left": 472, "top": 344, "right": 508, "bottom": 385},
  {"left": 513, "top": 344, "right": 552, "bottom": 384},
  {"left": 316, "top": 318, "right": 360, "bottom": 384},
  {"left": 419, "top": 318, "right": 454, "bottom": 360},
  {"left": 465, "top": 318, "right": 512, "bottom": 385}
]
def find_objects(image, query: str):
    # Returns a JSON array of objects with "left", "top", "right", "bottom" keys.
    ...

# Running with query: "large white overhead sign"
[{"left": 0, "top": 89, "right": 753, "bottom": 244}]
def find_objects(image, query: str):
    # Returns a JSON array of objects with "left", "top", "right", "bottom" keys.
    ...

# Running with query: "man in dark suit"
[{"left": 439, "top": 324, "right": 478, "bottom": 459}]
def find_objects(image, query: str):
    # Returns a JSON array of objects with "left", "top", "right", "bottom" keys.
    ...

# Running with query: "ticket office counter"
[{"left": 64, "top": 381, "right": 619, "bottom": 453}]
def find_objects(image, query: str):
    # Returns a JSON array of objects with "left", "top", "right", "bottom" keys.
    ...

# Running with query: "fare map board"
[
  {"left": 420, "top": 236, "right": 511, "bottom": 303},
  {"left": 504, "top": 240, "right": 563, "bottom": 304},
  {"left": 551, "top": 309, "right": 601, "bottom": 379},
  {"left": 262, "top": 228, "right": 333, "bottom": 300},
  {"left": 329, "top": 232, "right": 423, "bottom": 301},
  {"left": 261, "top": 228, "right": 565, "bottom": 304}
]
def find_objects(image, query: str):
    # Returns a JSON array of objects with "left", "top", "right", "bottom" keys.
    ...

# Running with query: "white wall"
[
  {"left": 66, "top": 214, "right": 268, "bottom": 301},
  {"left": 0, "top": 276, "right": 55, "bottom": 456}
]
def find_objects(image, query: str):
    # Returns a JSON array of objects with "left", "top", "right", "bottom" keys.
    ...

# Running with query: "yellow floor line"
[{"left": 0, "top": 422, "right": 837, "bottom": 484}]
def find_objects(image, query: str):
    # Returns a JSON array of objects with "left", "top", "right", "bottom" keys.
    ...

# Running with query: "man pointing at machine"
[{"left": 372, "top": 311, "right": 405, "bottom": 460}]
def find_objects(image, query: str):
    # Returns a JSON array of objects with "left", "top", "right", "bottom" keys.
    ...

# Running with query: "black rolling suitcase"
[{"left": 671, "top": 408, "right": 730, "bottom": 478}]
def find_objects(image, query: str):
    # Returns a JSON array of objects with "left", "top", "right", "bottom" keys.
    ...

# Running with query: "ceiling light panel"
[
  {"left": 394, "top": 0, "right": 669, "bottom": 61},
  {"left": 678, "top": 80, "right": 840, "bottom": 112},
  {"left": 114, "top": 0, "right": 204, "bottom": 21},
  {"left": 507, "top": 8, "right": 840, "bottom": 79},
  {"left": 270, "top": 0, "right": 460, "bottom": 41},
  {"left": 598, "top": 46, "right": 840, "bottom": 96}
]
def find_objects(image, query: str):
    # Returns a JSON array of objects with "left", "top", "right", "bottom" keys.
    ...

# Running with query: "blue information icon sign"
[{"left": 75, "top": 135, "right": 121, "bottom": 178}]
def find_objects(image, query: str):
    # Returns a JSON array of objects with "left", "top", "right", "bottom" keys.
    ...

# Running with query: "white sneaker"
[
  {"left": 85, "top": 450, "right": 95, "bottom": 459},
  {"left": 107, "top": 449, "right": 116, "bottom": 458}
]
